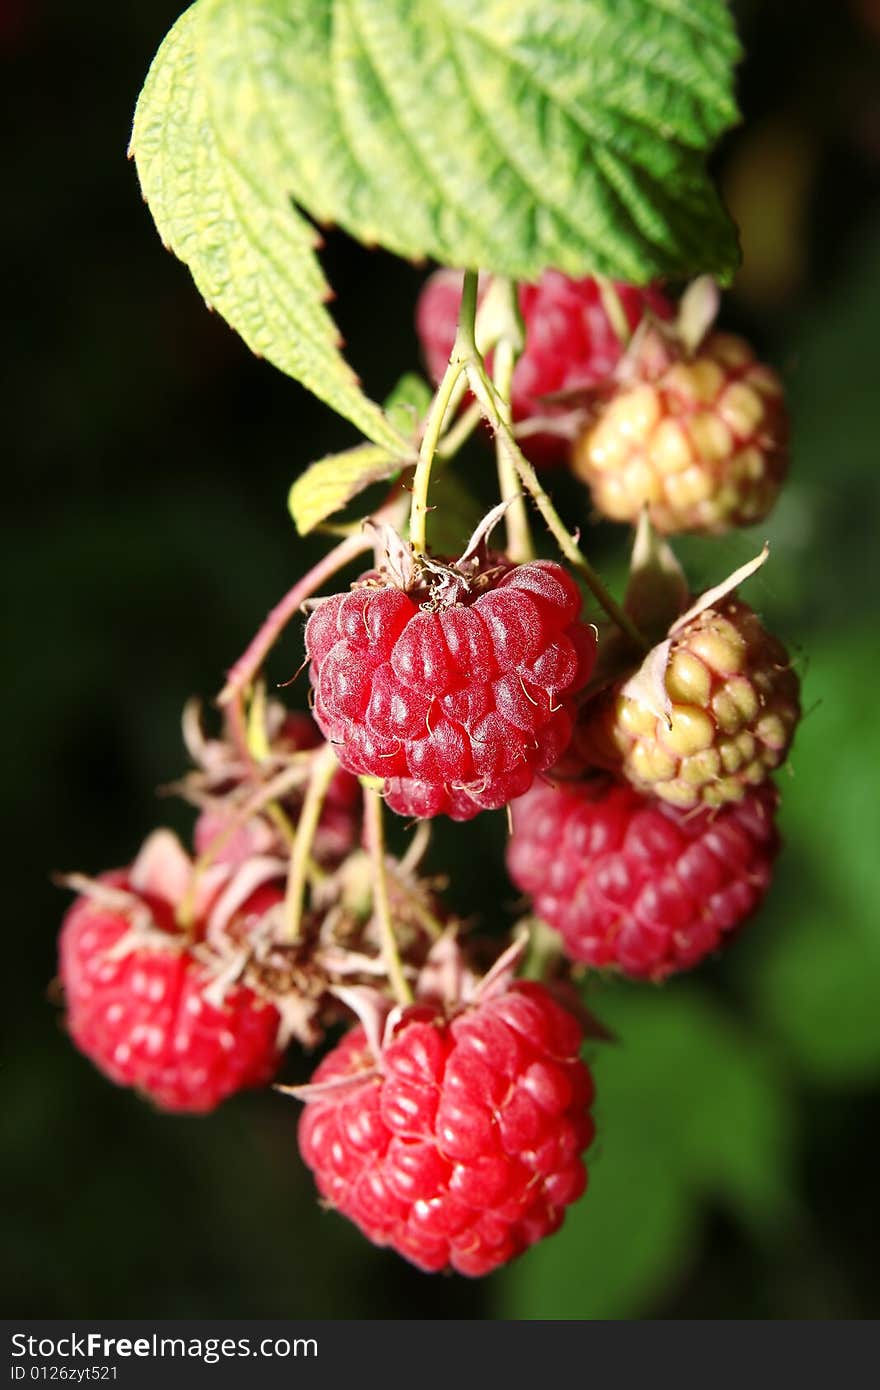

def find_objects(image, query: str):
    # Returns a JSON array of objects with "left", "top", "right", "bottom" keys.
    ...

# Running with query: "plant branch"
[
  {"left": 436, "top": 398, "right": 482, "bottom": 459},
  {"left": 281, "top": 743, "right": 340, "bottom": 944},
  {"left": 218, "top": 528, "right": 376, "bottom": 709},
  {"left": 465, "top": 356, "right": 648, "bottom": 650},
  {"left": 175, "top": 758, "right": 312, "bottom": 929},
  {"left": 490, "top": 278, "right": 533, "bottom": 562},
  {"left": 409, "top": 270, "right": 479, "bottom": 553},
  {"left": 364, "top": 790, "right": 413, "bottom": 1006},
  {"left": 595, "top": 274, "right": 632, "bottom": 347}
]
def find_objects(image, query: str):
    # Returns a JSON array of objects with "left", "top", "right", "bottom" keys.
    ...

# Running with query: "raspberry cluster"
[
  {"left": 572, "top": 331, "right": 788, "bottom": 534},
  {"left": 305, "top": 559, "right": 596, "bottom": 820},
  {"left": 508, "top": 778, "right": 780, "bottom": 979},
  {"left": 298, "top": 984, "right": 594, "bottom": 1276},
  {"left": 56, "top": 262, "right": 804, "bottom": 1282},
  {"left": 417, "top": 269, "right": 671, "bottom": 465}
]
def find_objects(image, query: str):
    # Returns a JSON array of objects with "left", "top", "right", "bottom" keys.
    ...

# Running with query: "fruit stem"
[
  {"left": 595, "top": 275, "right": 631, "bottom": 348},
  {"left": 409, "top": 270, "right": 479, "bottom": 553},
  {"left": 281, "top": 742, "right": 340, "bottom": 944},
  {"left": 464, "top": 355, "right": 649, "bottom": 650},
  {"left": 385, "top": 867, "right": 445, "bottom": 942},
  {"left": 397, "top": 818, "right": 432, "bottom": 876},
  {"left": 242, "top": 680, "right": 298, "bottom": 846},
  {"left": 364, "top": 790, "right": 414, "bottom": 1006},
  {"left": 175, "top": 757, "right": 314, "bottom": 930},
  {"left": 218, "top": 527, "right": 378, "bottom": 709},
  {"left": 437, "top": 397, "right": 482, "bottom": 458},
  {"left": 491, "top": 278, "right": 534, "bottom": 563}
]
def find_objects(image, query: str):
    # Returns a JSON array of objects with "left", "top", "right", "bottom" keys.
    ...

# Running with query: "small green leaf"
[
  {"left": 384, "top": 373, "right": 433, "bottom": 437},
  {"left": 130, "top": 3, "right": 406, "bottom": 452},
  {"left": 288, "top": 442, "right": 411, "bottom": 535},
  {"left": 624, "top": 512, "right": 688, "bottom": 641}
]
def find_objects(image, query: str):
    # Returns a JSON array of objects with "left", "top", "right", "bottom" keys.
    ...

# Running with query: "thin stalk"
[
  {"left": 491, "top": 279, "right": 533, "bottom": 563},
  {"left": 409, "top": 269, "right": 479, "bottom": 553},
  {"left": 436, "top": 398, "right": 482, "bottom": 459},
  {"left": 246, "top": 680, "right": 272, "bottom": 760},
  {"left": 364, "top": 791, "right": 413, "bottom": 1006},
  {"left": 225, "top": 689, "right": 257, "bottom": 777},
  {"left": 595, "top": 274, "right": 632, "bottom": 347},
  {"left": 265, "top": 801, "right": 296, "bottom": 847},
  {"left": 397, "top": 819, "right": 432, "bottom": 877},
  {"left": 175, "top": 758, "right": 312, "bottom": 929},
  {"left": 386, "top": 868, "right": 445, "bottom": 942},
  {"left": 218, "top": 527, "right": 376, "bottom": 708},
  {"left": 465, "top": 357, "right": 648, "bottom": 650},
  {"left": 281, "top": 743, "right": 340, "bottom": 944}
]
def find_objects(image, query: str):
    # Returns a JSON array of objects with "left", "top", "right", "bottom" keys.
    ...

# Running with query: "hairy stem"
[
  {"left": 409, "top": 269, "right": 479, "bottom": 553},
  {"left": 437, "top": 398, "right": 482, "bottom": 459},
  {"left": 465, "top": 357, "right": 647, "bottom": 650},
  {"left": 397, "top": 819, "right": 432, "bottom": 877},
  {"left": 175, "top": 758, "right": 312, "bottom": 929},
  {"left": 490, "top": 278, "right": 534, "bottom": 563},
  {"left": 386, "top": 867, "right": 445, "bottom": 942},
  {"left": 218, "top": 528, "right": 376, "bottom": 709},
  {"left": 595, "top": 274, "right": 632, "bottom": 347},
  {"left": 281, "top": 743, "right": 340, "bottom": 945},
  {"left": 364, "top": 791, "right": 413, "bottom": 1006}
]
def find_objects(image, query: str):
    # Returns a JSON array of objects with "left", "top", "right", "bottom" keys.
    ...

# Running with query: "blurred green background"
[{"left": 4, "top": 0, "right": 880, "bottom": 1319}]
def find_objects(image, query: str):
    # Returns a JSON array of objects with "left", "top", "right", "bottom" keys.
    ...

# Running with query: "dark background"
[{"left": 4, "top": 0, "right": 880, "bottom": 1318}]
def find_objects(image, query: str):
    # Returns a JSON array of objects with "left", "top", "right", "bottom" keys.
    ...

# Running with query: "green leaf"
[
  {"left": 250, "top": 0, "right": 741, "bottom": 282},
  {"left": 130, "top": 3, "right": 406, "bottom": 452},
  {"left": 132, "top": 2, "right": 741, "bottom": 432},
  {"left": 288, "top": 442, "right": 409, "bottom": 534},
  {"left": 496, "top": 985, "right": 795, "bottom": 1319},
  {"left": 383, "top": 373, "right": 433, "bottom": 437}
]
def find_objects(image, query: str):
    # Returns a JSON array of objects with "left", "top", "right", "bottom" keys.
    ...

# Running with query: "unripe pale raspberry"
[
  {"left": 572, "top": 332, "right": 788, "bottom": 533},
  {"left": 297, "top": 983, "right": 594, "bottom": 1276},
  {"left": 59, "top": 861, "right": 284, "bottom": 1112},
  {"left": 576, "top": 598, "right": 800, "bottom": 809},
  {"left": 305, "top": 560, "right": 597, "bottom": 820},
  {"left": 416, "top": 269, "right": 671, "bottom": 466},
  {"left": 508, "top": 778, "right": 780, "bottom": 979}
]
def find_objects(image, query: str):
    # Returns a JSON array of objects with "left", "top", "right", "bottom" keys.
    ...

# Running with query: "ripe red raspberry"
[
  {"left": 576, "top": 598, "right": 800, "bottom": 809},
  {"left": 572, "top": 332, "right": 788, "bottom": 533},
  {"left": 508, "top": 778, "right": 780, "bottom": 980},
  {"left": 416, "top": 269, "right": 671, "bottom": 465},
  {"left": 59, "top": 838, "right": 284, "bottom": 1112},
  {"left": 297, "top": 983, "right": 594, "bottom": 1275},
  {"left": 305, "top": 559, "right": 597, "bottom": 821}
]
